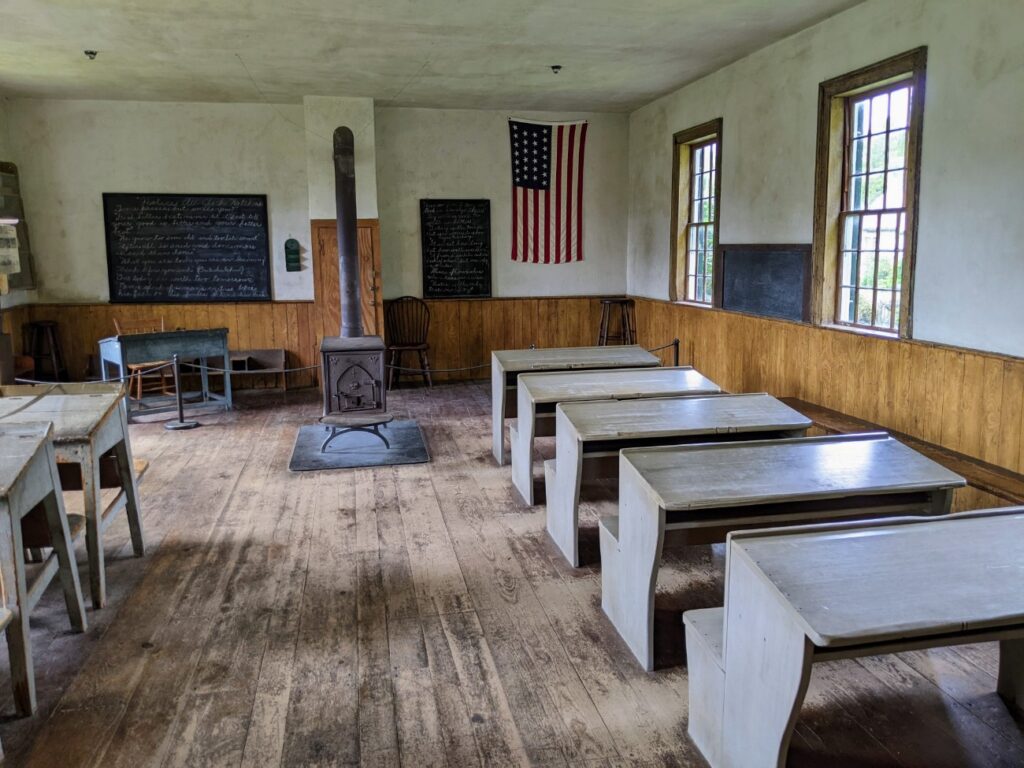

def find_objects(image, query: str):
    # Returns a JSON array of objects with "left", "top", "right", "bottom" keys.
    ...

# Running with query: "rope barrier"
[
  {"left": 179, "top": 361, "right": 321, "bottom": 374},
  {"left": 14, "top": 360, "right": 175, "bottom": 386}
]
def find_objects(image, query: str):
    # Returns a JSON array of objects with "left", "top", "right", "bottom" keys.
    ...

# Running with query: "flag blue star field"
[{"left": 509, "top": 119, "right": 588, "bottom": 263}]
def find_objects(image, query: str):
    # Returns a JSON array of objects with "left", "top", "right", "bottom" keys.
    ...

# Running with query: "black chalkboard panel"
[
  {"left": 420, "top": 199, "right": 491, "bottom": 299},
  {"left": 720, "top": 244, "right": 811, "bottom": 322},
  {"left": 103, "top": 193, "right": 271, "bottom": 303}
]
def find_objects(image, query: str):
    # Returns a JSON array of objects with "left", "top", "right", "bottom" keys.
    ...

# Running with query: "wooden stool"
[
  {"left": 319, "top": 413, "right": 395, "bottom": 452},
  {"left": 22, "top": 321, "right": 68, "bottom": 381},
  {"left": 597, "top": 298, "right": 637, "bottom": 346}
]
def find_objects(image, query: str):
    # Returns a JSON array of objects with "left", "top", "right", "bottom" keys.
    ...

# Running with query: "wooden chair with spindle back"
[
  {"left": 113, "top": 317, "right": 174, "bottom": 400},
  {"left": 385, "top": 296, "right": 432, "bottom": 389}
]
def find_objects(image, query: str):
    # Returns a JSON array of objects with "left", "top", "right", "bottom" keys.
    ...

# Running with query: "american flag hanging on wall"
[{"left": 509, "top": 119, "right": 588, "bottom": 263}]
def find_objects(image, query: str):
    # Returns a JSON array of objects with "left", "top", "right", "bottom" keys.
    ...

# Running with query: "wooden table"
[
  {"left": 684, "top": 508, "right": 1024, "bottom": 768},
  {"left": 0, "top": 423, "right": 88, "bottom": 718},
  {"left": 491, "top": 345, "right": 660, "bottom": 465},
  {"left": 0, "top": 383, "right": 146, "bottom": 608},
  {"left": 511, "top": 366, "right": 721, "bottom": 504},
  {"left": 601, "top": 432, "right": 966, "bottom": 670},
  {"left": 98, "top": 327, "right": 232, "bottom": 419},
  {"left": 545, "top": 393, "right": 811, "bottom": 566}
]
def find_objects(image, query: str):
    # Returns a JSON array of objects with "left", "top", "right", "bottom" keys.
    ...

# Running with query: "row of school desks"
[
  {"left": 0, "top": 383, "right": 146, "bottom": 758},
  {"left": 491, "top": 344, "right": 1024, "bottom": 768}
]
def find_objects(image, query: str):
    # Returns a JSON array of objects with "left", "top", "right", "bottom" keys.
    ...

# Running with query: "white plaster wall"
[
  {"left": 627, "top": 0, "right": 1024, "bottom": 357},
  {"left": 4, "top": 99, "right": 312, "bottom": 301},
  {"left": 375, "top": 107, "right": 628, "bottom": 298},
  {"left": 303, "top": 96, "right": 378, "bottom": 220}
]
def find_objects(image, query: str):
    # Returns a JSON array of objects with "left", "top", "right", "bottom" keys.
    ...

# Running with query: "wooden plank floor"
[{"left": 0, "top": 383, "right": 1021, "bottom": 767}]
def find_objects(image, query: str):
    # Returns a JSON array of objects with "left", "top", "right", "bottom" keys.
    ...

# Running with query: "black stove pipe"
[{"left": 333, "top": 126, "right": 362, "bottom": 338}]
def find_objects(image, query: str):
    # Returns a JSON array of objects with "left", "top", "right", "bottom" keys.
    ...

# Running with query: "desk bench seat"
[{"left": 684, "top": 509, "right": 1024, "bottom": 768}]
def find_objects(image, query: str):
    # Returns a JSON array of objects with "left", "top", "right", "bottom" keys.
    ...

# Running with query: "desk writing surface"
[
  {"left": 733, "top": 510, "right": 1024, "bottom": 647},
  {"left": 493, "top": 345, "right": 659, "bottom": 372},
  {"left": 0, "top": 423, "right": 51, "bottom": 495},
  {"left": 623, "top": 433, "right": 965, "bottom": 511},
  {"left": 0, "top": 393, "right": 120, "bottom": 442},
  {"left": 100, "top": 328, "right": 229, "bottom": 365},
  {"left": 559, "top": 393, "right": 809, "bottom": 442},
  {"left": 520, "top": 367, "right": 720, "bottom": 404}
]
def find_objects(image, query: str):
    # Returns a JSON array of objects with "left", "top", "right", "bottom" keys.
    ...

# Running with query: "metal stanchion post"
[
  {"left": 164, "top": 354, "right": 200, "bottom": 431},
  {"left": 672, "top": 338, "right": 680, "bottom": 367}
]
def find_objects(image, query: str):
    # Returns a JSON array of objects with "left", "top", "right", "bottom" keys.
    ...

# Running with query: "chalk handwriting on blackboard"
[
  {"left": 103, "top": 194, "right": 271, "bottom": 303},
  {"left": 420, "top": 199, "right": 491, "bottom": 299}
]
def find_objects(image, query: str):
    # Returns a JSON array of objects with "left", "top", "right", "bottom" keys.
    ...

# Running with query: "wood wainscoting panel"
[
  {"left": 5, "top": 294, "right": 612, "bottom": 389},
  {"left": 384, "top": 297, "right": 609, "bottom": 383},
  {"left": 633, "top": 297, "right": 1024, "bottom": 507}
]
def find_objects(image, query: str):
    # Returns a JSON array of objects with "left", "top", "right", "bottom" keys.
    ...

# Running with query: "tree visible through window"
[
  {"left": 685, "top": 139, "right": 717, "bottom": 304},
  {"left": 836, "top": 83, "right": 911, "bottom": 330}
]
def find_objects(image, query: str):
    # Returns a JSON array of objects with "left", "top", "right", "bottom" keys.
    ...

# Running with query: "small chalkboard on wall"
[
  {"left": 720, "top": 244, "right": 811, "bottom": 323},
  {"left": 103, "top": 193, "right": 272, "bottom": 303},
  {"left": 420, "top": 199, "right": 491, "bottom": 299}
]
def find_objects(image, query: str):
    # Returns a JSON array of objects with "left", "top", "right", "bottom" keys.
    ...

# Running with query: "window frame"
[
  {"left": 670, "top": 118, "right": 723, "bottom": 305},
  {"left": 810, "top": 48, "right": 927, "bottom": 338}
]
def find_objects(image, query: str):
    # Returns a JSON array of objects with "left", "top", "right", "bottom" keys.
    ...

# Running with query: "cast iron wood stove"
[{"left": 319, "top": 126, "right": 389, "bottom": 450}]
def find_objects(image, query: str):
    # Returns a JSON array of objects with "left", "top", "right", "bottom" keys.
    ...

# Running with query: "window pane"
[
  {"left": 695, "top": 276, "right": 704, "bottom": 301},
  {"left": 876, "top": 291, "right": 893, "bottom": 328},
  {"left": 842, "top": 216, "right": 862, "bottom": 251},
  {"left": 879, "top": 213, "right": 899, "bottom": 250},
  {"left": 860, "top": 214, "right": 879, "bottom": 252},
  {"left": 869, "top": 135, "right": 887, "bottom": 172},
  {"left": 839, "top": 287, "right": 855, "bottom": 322},
  {"left": 859, "top": 250, "right": 876, "bottom": 288},
  {"left": 851, "top": 138, "right": 868, "bottom": 175},
  {"left": 867, "top": 173, "right": 886, "bottom": 209},
  {"left": 856, "top": 291, "right": 874, "bottom": 324},
  {"left": 841, "top": 252, "right": 857, "bottom": 286},
  {"left": 877, "top": 253, "right": 896, "bottom": 289},
  {"left": 870, "top": 93, "right": 889, "bottom": 133},
  {"left": 890, "top": 87, "right": 910, "bottom": 129},
  {"left": 688, "top": 227, "right": 698, "bottom": 251},
  {"left": 887, "top": 129, "right": 906, "bottom": 169},
  {"left": 853, "top": 99, "right": 869, "bottom": 137},
  {"left": 687, "top": 275, "right": 696, "bottom": 299},
  {"left": 885, "top": 170, "right": 905, "bottom": 208},
  {"left": 850, "top": 175, "right": 866, "bottom": 210}
]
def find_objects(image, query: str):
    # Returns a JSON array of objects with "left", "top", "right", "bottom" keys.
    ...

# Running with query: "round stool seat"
[{"left": 319, "top": 412, "right": 394, "bottom": 428}]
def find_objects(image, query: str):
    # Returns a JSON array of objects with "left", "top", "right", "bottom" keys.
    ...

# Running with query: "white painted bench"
[
  {"left": 545, "top": 393, "right": 810, "bottom": 566},
  {"left": 491, "top": 345, "right": 659, "bottom": 465},
  {"left": 601, "top": 432, "right": 966, "bottom": 670},
  {"left": 685, "top": 508, "right": 1024, "bottom": 768},
  {"left": 510, "top": 366, "right": 720, "bottom": 505}
]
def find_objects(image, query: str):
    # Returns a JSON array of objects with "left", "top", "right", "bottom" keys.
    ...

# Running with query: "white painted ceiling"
[{"left": 0, "top": 0, "right": 864, "bottom": 111}]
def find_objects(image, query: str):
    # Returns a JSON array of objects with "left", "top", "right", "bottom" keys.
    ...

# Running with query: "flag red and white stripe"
[{"left": 509, "top": 119, "right": 587, "bottom": 263}]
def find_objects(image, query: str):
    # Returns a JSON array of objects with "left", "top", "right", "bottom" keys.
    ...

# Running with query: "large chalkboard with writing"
[
  {"left": 103, "top": 193, "right": 272, "bottom": 303},
  {"left": 720, "top": 243, "right": 811, "bottom": 322},
  {"left": 420, "top": 199, "right": 491, "bottom": 299}
]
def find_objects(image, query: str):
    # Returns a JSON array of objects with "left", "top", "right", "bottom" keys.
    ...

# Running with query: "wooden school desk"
[
  {"left": 511, "top": 366, "right": 721, "bottom": 505},
  {"left": 545, "top": 393, "right": 810, "bottom": 566},
  {"left": 600, "top": 431, "right": 966, "bottom": 670},
  {"left": 491, "top": 345, "right": 659, "bottom": 465},
  {"left": 0, "top": 383, "right": 146, "bottom": 608},
  {"left": 0, "top": 423, "right": 88, "bottom": 719},
  {"left": 98, "top": 327, "right": 232, "bottom": 419},
  {"left": 685, "top": 509, "right": 1024, "bottom": 768}
]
